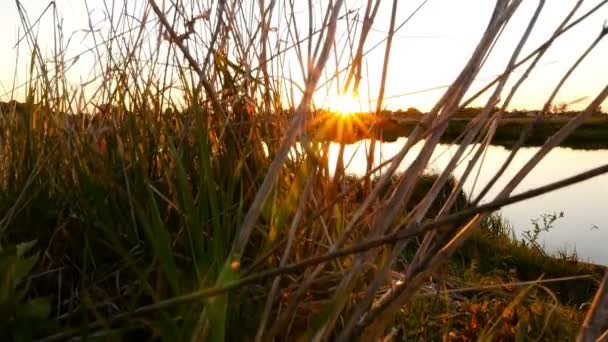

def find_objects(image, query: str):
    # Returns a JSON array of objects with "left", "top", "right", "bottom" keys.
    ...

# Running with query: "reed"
[{"left": 1, "top": 0, "right": 608, "bottom": 340}]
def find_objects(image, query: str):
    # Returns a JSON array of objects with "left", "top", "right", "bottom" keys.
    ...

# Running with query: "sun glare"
[{"left": 329, "top": 93, "right": 360, "bottom": 117}]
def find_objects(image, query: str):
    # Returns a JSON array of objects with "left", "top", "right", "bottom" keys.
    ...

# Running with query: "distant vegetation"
[{"left": 310, "top": 106, "right": 608, "bottom": 149}]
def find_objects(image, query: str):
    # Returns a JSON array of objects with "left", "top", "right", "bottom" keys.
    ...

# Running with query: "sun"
[{"left": 329, "top": 93, "right": 360, "bottom": 117}]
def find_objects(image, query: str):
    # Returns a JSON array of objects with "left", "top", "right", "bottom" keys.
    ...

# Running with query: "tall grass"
[{"left": 1, "top": 0, "right": 608, "bottom": 340}]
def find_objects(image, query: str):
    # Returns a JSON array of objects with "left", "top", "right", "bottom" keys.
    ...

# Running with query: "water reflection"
[{"left": 325, "top": 138, "right": 608, "bottom": 265}]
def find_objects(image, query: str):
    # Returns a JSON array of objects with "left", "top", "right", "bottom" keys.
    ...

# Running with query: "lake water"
[{"left": 324, "top": 138, "right": 608, "bottom": 266}]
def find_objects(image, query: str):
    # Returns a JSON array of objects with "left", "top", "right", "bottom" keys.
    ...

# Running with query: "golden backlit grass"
[{"left": 2, "top": 0, "right": 608, "bottom": 341}]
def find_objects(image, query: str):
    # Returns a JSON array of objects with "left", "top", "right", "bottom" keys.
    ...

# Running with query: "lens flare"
[{"left": 330, "top": 93, "right": 360, "bottom": 117}]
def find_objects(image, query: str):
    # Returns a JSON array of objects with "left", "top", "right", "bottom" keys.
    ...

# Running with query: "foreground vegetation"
[
  {"left": 2, "top": 0, "right": 608, "bottom": 341},
  {"left": 1, "top": 144, "right": 604, "bottom": 340},
  {"left": 397, "top": 214, "right": 605, "bottom": 341}
]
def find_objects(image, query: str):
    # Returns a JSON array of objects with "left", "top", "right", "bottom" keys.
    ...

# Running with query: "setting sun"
[{"left": 329, "top": 93, "right": 361, "bottom": 117}]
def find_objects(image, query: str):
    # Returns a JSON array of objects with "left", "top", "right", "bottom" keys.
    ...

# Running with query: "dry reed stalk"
[
  {"left": 328, "top": 1, "right": 608, "bottom": 338},
  {"left": 357, "top": 84, "right": 608, "bottom": 340},
  {"left": 255, "top": 172, "right": 315, "bottom": 341},
  {"left": 461, "top": 0, "right": 608, "bottom": 109},
  {"left": 43, "top": 165, "right": 608, "bottom": 341},
  {"left": 7, "top": 0, "right": 608, "bottom": 340},
  {"left": 36, "top": 161, "right": 608, "bottom": 342},
  {"left": 578, "top": 270, "right": 608, "bottom": 341},
  {"left": 472, "top": 0, "right": 584, "bottom": 205},
  {"left": 270, "top": 2, "right": 518, "bottom": 325},
  {"left": 336, "top": 2, "right": 544, "bottom": 338},
  {"left": 363, "top": 0, "right": 398, "bottom": 204},
  {"left": 230, "top": 0, "right": 344, "bottom": 263}
]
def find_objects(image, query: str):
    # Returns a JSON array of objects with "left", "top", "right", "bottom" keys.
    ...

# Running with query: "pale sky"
[{"left": 1, "top": 0, "right": 607, "bottom": 112}]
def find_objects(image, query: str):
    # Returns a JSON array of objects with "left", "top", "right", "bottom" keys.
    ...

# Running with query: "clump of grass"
[
  {"left": 459, "top": 214, "right": 602, "bottom": 302},
  {"left": 394, "top": 285, "right": 584, "bottom": 341},
  {"left": 388, "top": 213, "right": 601, "bottom": 341}
]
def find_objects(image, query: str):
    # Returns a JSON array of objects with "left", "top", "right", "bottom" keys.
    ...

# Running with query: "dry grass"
[{"left": 1, "top": 0, "right": 608, "bottom": 341}]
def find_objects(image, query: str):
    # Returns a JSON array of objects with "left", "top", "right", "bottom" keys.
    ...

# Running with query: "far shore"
[
  {"left": 308, "top": 108, "right": 608, "bottom": 149},
  {"left": 3, "top": 101, "right": 607, "bottom": 149}
]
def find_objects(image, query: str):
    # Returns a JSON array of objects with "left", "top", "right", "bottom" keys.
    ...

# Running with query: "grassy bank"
[
  {"left": 1, "top": 128, "right": 603, "bottom": 340},
  {"left": 394, "top": 213, "right": 605, "bottom": 341}
]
